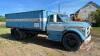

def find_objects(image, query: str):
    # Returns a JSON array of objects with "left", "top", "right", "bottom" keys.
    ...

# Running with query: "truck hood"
[{"left": 65, "top": 21, "right": 91, "bottom": 28}]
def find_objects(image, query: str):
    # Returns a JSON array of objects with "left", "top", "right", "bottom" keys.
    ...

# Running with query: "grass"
[
  {"left": 0, "top": 26, "right": 99, "bottom": 56},
  {"left": 92, "top": 27, "right": 100, "bottom": 31},
  {"left": 0, "top": 26, "right": 25, "bottom": 47},
  {"left": 91, "top": 27, "right": 100, "bottom": 36},
  {"left": 0, "top": 26, "right": 10, "bottom": 34},
  {"left": 0, "top": 26, "right": 6, "bottom": 28}
]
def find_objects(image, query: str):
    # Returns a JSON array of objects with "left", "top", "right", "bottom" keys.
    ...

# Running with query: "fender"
[{"left": 63, "top": 28, "right": 85, "bottom": 41}]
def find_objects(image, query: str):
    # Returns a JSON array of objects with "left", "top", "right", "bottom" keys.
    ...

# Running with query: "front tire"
[{"left": 62, "top": 33, "right": 82, "bottom": 51}]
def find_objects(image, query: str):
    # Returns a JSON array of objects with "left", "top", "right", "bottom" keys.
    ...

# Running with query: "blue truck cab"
[{"left": 5, "top": 10, "right": 91, "bottom": 51}]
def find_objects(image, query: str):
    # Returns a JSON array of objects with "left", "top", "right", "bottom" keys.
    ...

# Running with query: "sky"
[{"left": 0, "top": 0, "right": 100, "bottom": 16}]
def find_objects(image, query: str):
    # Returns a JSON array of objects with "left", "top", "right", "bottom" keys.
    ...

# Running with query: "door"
[
  {"left": 47, "top": 14, "right": 63, "bottom": 41},
  {"left": 47, "top": 14, "right": 64, "bottom": 31}
]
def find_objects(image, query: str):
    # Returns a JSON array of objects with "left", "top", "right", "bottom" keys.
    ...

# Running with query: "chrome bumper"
[
  {"left": 84, "top": 35, "right": 91, "bottom": 44},
  {"left": 80, "top": 35, "right": 93, "bottom": 51}
]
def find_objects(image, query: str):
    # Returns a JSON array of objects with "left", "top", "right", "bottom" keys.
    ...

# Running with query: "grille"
[{"left": 86, "top": 27, "right": 90, "bottom": 37}]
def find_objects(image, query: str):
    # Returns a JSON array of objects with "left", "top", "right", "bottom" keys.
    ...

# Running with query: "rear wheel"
[
  {"left": 26, "top": 31, "right": 38, "bottom": 38},
  {"left": 11, "top": 29, "right": 27, "bottom": 40},
  {"left": 62, "top": 33, "right": 82, "bottom": 51}
]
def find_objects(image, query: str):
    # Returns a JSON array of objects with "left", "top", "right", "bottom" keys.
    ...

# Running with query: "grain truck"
[{"left": 5, "top": 10, "right": 91, "bottom": 51}]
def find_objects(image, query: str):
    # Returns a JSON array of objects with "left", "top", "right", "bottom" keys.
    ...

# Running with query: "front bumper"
[
  {"left": 84, "top": 35, "right": 91, "bottom": 44},
  {"left": 80, "top": 35, "right": 92, "bottom": 51}
]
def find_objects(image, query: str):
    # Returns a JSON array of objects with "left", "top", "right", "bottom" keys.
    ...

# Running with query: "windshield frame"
[{"left": 58, "top": 14, "right": 71, "bottom": 22}]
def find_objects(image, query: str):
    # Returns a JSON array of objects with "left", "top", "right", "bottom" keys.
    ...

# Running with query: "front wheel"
[{"left": 62, "top": 33, "right": 82, "bottom": 51}]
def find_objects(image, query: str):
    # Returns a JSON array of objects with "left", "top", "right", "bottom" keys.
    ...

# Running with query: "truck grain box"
[
  {"left": 5, "top": 10, "right": 92, "bottom": 51},
  {"left": 6, "top": 10, "right": 47, "bottom": 30}
]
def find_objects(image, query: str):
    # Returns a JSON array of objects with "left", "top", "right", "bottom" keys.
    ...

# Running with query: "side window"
[
  {"left": 47, "top": 14, "right": 62, "bottom": 22},
  {"left": 48, "top": 15, "right": 54, "bottom": 22},
  {"left": 57, "top": 15, "right": 62, "bottom": 22}
]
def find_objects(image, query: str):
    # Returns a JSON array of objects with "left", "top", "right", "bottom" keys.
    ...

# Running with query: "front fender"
[{"left": 64, "top": 28, "right": 85, "bottom": 41}]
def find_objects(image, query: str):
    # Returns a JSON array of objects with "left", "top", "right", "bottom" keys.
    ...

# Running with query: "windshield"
[{"left": 58, "top": 15, "right": 71, "bottom": 22}]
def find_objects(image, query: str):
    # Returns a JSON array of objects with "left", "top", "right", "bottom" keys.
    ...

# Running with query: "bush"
[
  {"left": 91, "top": 9, "right": 100, "bottom": 27},
  {"left": 0, "top": 16, "right": 5, "bottom": 22}
]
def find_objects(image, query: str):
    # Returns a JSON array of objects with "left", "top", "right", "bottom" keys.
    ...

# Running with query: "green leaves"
[
  {"left": 91, "top": 9, "right": 100, "bottom": 27},
  {"left": 0, "top": 16, "right": 5, "bottom": 22}
]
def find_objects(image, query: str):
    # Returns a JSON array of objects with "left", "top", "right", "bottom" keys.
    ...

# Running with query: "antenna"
[{"left": 58, "top": 2, "right": 61, "bottom": 13}]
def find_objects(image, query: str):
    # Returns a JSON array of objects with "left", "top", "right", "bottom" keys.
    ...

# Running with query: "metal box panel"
[{"left": 5, "top": 10, "right": 47, "bottom": 30}]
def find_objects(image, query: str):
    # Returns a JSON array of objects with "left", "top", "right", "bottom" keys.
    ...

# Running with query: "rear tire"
[
  {"left": 26, "top": 31, "right": 38, "bottom": 38},
  {"left": 62, "top": 33, "right": 82, "bottom": 51},
  {"left": 11, "top": 29, "right": 27, "bottom": 40}
]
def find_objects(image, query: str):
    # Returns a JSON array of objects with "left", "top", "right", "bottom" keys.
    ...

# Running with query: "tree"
[
  {"left": 91, "top": 9, "right": 100, "bottom": 27},
  {"left": 0, "top": 16, "right": 5, "bottom": 22}
]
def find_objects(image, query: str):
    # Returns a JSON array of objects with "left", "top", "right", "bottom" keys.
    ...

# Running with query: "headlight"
[{"left": 80, "top": 27, "right": 86, "bottom": 32}]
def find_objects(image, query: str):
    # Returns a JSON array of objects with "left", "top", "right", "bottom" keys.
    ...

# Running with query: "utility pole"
[{"left": 58, "top": 2, "right": 61, "bottom": 13}]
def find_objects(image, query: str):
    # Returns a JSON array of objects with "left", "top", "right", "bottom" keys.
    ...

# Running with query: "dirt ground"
[{"left": 0, "top": 27, "right": 100, "bottom": 56}]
